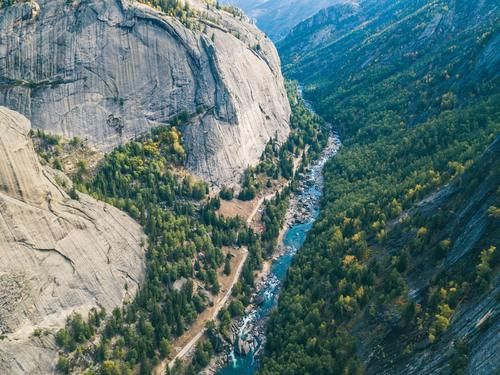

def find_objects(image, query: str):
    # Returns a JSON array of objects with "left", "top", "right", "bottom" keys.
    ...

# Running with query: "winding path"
[
  {"left": 246, "top": 193, "right": 275, "bottom": 226},
  {"left": 154, "top": 246, "right": 249, "bottom": 374}
]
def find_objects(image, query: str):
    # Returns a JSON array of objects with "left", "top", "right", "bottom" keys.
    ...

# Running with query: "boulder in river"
[
  {"left": 236, "top": 337, "right": 253, "bottom": 356},
  {"left": 254, "top": 295, "right": 265, "bottom": 306}
]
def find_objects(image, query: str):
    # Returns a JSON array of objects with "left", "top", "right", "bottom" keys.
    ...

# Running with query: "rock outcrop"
[
  {"left": 0, "top": 0, "right": 291, "bottom": 186},
  {"left": 0, "top": 106, "right": 146, "bottom": 374}
]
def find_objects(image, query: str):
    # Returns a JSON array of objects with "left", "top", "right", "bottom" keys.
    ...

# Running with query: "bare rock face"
[
  {"left": 0, "top": 0, "right": 291, "bottom": 186},
  {"left": 0, "top": 106, "right": 146, "bottom": 374}
]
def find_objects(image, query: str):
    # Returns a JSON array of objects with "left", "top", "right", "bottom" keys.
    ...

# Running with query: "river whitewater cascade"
[{"left": 219, "top": 130, "right": 341, "bottom": 374}]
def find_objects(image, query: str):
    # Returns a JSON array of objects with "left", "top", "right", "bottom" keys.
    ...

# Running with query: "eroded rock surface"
[
  {"left": 0, "top": 106, "right": 146, "bottom": 374},
  {"left": 0, "top": 0, "right": 291, "bottom": 185}
]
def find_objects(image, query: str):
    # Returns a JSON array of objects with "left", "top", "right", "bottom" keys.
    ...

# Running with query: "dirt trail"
[
  {"left": 246, "top": 193, "right": 275, "bottom": 225},
  {"left": 154, "top": 247, "right": 248, "bottom": 374}
]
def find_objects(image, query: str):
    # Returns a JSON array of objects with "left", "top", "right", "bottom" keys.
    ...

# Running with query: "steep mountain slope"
[
  {"left": 0, "top": 0, "right": 290, "bottom": 185},
  {"left": 261, "top": 0, "right": 499, "bottom": 374},
  {"left": 0, "top": 106, "right": 146, "bottom": 374},
  {"left": 351, "top": 137, "right": 500, "bottom": 374},
  {"left": 224, "top": 0, "right": 351, "bottom": 41},
  {"left": 279, "top": 0, "right": 499, "bottom": 123}
]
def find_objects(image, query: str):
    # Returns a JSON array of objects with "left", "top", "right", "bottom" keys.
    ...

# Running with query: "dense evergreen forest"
[{"left": 262, "top": 0, "right": 499, "bottom": 374}]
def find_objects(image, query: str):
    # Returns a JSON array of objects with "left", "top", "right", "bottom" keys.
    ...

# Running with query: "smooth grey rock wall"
[
  {"left": 0, "top": 0, "right": 291, "bottom": 185},
  {"left": 0, "top": 106, "right": 147, "bottom": 374}
]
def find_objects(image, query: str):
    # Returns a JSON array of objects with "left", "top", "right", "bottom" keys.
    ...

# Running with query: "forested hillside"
[
  {"left": 52, "top": 126, "right": 249, "bottom": 374},
  {"left": 262, "top": 0, "right": 499, "bottom": 374}
]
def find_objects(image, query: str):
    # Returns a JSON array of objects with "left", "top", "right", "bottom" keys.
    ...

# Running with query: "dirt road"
[
  {"left": 155, "top": 172, "right": 296, "bottom": 374},
  {"left": 154, "top": 247, "right": 249, "bottom": 374}
]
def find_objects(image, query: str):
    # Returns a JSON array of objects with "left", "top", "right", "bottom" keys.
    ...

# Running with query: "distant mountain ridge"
[
  {"left": 279, "top": 0, "right": 499, "bottom": 95},
  {"left": 224, "top": 0, "right": 354, "bottom": 40}
]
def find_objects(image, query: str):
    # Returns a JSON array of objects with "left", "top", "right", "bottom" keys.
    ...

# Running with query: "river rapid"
[{"left": 218, "top": 130, "right": 341, "bottom": 374}]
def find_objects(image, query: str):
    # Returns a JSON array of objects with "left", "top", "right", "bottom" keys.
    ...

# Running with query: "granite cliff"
[
  {"left": 0, "top": 106, "right": 146, "bottom": 374},
  {"left": 0, "top": 0, "right": 291, "bottom": 185}
]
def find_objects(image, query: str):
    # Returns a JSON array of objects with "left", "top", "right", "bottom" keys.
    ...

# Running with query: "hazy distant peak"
[{"left": 224, "top": 0, "right": 355, "bottom": 40}]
